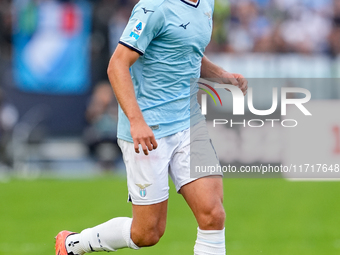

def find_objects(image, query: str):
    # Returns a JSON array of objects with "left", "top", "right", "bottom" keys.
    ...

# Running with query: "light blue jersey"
[{"left": 118, "top": 0, "right": 214, "bottom": 142}]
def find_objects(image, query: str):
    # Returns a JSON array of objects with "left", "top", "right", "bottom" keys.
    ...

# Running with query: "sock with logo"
[
  {"left": 66, "top": 217, "right": 139, "bottom": 254},
  {"left": 194, "top": 227, "right": 226, "bottom": 255}
]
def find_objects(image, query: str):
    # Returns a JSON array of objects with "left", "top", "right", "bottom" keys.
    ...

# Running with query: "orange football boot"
[{"left": 55, "top": 230, "right": 77, "bottom": 255}]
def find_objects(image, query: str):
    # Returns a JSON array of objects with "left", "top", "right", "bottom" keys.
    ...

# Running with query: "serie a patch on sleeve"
[{"left": 130, "top": 20, "right": 146, "bottom": 40}]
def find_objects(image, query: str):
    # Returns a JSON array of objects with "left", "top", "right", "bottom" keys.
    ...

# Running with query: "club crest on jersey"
[
  {"left": 204, "top": 11, "right": 212, "bottom": 19},
  {"left": 204, "top": 11, "right": 213, "bottom": 27},
  {"left": 130, "top": 20, "right": 146, "bottom": 40},
  {"left": 136, "top": 184, "right": 152, "bottom": 197}
]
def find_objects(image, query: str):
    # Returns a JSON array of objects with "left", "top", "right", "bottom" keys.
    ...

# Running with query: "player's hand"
[
  {"left": 221, "top": 72, "right": 248, "bottom": 95},
  {"left": 130, "top": 119, "right": 158, "bottom": 155}
]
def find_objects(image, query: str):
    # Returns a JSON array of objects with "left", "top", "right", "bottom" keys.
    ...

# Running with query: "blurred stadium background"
[
  {"left": 0, "top": 0, "right": 340, "bottom": 254},
  {"left": 0, "top": 0, "right": 340, "bottom": 175}
]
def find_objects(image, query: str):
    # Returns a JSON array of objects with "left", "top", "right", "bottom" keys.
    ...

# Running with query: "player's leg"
[
  {"left": 169, "top": 120, "right": 225, "bottom": 255},
  {"left": 130, "top": 201, "right": 168, "bottom": 247},
  {"left": 56, "top": 138, "right": 172, "bottom": 255},
  {"left": 56, "top": 201, "right": 167, "bottom": 255},
  {"left": 180, "top": 177, "right": 226, "bottom": 255},
  {"left": 115, "top": 137, "right": 172, "bottom": 248},
  {"left": 180, "top": 176, "right": 225, "bottom": 230},
  {"left": 59, "top": 201, "right": 168, "bottom": 254}
]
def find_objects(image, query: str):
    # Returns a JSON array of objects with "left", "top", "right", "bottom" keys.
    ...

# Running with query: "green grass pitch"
[{"left": 0, "top": 176, "right": 340, "bottom": 255}]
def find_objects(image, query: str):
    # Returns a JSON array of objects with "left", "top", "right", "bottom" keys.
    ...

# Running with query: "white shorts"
[{"left": 117, "top": 120, "right": 221, "bottom": 205}]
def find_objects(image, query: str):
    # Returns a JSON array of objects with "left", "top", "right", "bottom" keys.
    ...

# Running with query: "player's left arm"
[{"left": 200, "top": 55, "right": 248, "bottom": 95}]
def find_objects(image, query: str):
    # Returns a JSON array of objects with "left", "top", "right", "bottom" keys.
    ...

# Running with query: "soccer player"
[{"left": 55, "top": 0, "right": 247, "bottom": 254}]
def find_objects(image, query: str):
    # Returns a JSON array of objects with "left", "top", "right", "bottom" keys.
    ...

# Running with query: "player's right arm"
[{"left": 107, "top": 44, "right": 158, "bottom": 155}]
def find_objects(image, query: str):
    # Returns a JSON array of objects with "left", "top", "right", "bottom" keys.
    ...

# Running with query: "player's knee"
[
  {"left": 209, "top": 206, "right": 226, "bottom": 228},
  {"left": 133, "top": 230, "right": 162, "bottom": 247},
  {"left": 200, "top": 205, "right": 226, "bottom": 230},
  {"left": 132, "top": 226, "right": 165, "bottom": 247}
]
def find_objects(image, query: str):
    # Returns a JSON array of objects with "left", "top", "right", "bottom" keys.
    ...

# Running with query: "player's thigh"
[
  {"left": 169, "top": 120, "right": 222, "bottom": 192},
  {"left": 118, "top": 138, "right": 171, "bottom": 205},
  {"left": 180, "top": 176, "right": 225, "bottom": 230}
]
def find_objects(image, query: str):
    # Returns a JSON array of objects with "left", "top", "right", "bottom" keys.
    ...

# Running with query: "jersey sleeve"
[{"left": 119, "top": 2, "right": 165, "bottom": 55}]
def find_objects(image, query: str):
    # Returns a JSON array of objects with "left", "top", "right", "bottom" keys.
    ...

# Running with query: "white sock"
[
  {"left": 66, "top": 217, "right": 139, "bottom": 254},
  {"left": 194, "top": 227, "right": 226, "bottom": 255},
  {"left": 66, "top": 233, "right": 86, "bottom": 255}
]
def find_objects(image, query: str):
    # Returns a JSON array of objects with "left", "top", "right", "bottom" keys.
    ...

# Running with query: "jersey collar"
[{"left": 180, "top": 0, "right": 200, "bottom": 8}]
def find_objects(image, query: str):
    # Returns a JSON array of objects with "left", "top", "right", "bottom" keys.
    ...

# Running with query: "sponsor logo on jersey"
[
  {"left": 142, "top": 7, "right": 154, "bottom": 14},
  {"left": 179, "top": 22, "right": 190, "bottom": 29}
]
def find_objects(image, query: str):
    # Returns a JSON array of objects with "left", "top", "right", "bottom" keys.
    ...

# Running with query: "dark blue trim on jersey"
[
  {"left": 180, "top": 0, "right": 200, "bottom": 8},
  {"left": 119, "top": 41, "right": 144, "bottom": 56}
]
